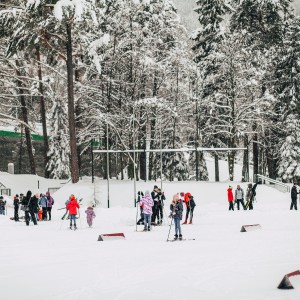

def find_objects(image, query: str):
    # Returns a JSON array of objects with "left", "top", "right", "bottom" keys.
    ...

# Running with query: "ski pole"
[
  {"left": 135, "top": 193, "right": 140, "bottom": 231},
  {"left": 167, "top": 214, "right": 174, "bottom": 241},
  {"left": 78, "top": 209, "right": 82, "bottom": 228}
]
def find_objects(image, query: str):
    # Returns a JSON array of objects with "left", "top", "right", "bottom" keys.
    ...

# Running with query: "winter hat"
[
  {"left": 16, "top": 194, "right": 19, "bottom": 197},
  {"left": 173, "top": 194, "right": 179, "bottom": 202},
  {"left": 70, "top": 195, "right": 76, "bottom": 201},
  {"left": 154, "top": 185, "right": 158, "bottom": 189},
  {"left": 0, "top": 196, "right": 3, "bottom": 199}
]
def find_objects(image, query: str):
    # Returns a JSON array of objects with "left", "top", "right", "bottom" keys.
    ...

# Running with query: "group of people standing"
[
  {"left": 12, "top": 191, "right": 55, "bottom": 225},
  {"left": 137, "top": 185, "right": 196, "bottom": 240},
  {"left": 227, "top": 183, "right": 258, "bottom": 211}
]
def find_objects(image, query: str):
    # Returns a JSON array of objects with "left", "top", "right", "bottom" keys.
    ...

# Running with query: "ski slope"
[{"left": 0, "top": 177, "right": 299, "bottom": 300}]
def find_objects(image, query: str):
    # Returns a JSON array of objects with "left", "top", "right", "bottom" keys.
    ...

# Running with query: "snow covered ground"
[{"left": 0, "top": 173, "right": 300, "bottom": 300}]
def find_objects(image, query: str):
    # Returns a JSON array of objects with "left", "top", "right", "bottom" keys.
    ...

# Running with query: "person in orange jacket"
[
  {"left": 181, "top": 192, "right": 194, "bottom": 224},
  {"left": 66, "top": 195, "right": 80, "bottom": 230},
  {"left": 38, "top": 206, "right": 43, "bottom": 221},
  {"left": 227, "top": 186, "right": 234, "bottom": 211}
]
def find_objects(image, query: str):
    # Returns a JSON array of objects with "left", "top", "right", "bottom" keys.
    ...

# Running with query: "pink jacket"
[{"left": 140, "top": 194, "right": 154, "bottom": 215}]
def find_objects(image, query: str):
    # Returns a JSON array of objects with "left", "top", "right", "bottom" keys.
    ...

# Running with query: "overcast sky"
[{"left": 173, "top": 0, "right": 300, "bottom": 33}]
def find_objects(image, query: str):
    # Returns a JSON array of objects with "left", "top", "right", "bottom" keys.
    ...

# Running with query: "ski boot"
[
  {"left": 179, "top": 234, "right": 182, "bottom": 240},
  {"left": 189, "top": 219, "right": 193, "bottom": 224},
  {"left": 70, "top": 225, "right": 73, "bottom": 230},
  {"left": 148, "top": 226, "right": 151, "bottom": 231},
  {"left": 182, "top": 220, "right": 187, "bottom": 225},
  {"left": 174, "top": 234, "right": 178, "bottom": 240}
]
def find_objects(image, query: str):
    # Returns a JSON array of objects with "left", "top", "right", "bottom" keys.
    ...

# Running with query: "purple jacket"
[
  {"left": 46, "top": 192, "right": 54, "bottom": 208},
  {"left": 140, "top": 194, "right": 154, "bottom": 215},
  {"left": 85, "top": 207, "right": 96, "bottom": 220}
]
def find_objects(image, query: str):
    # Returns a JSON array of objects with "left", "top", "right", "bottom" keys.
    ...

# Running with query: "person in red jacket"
[
  {"left": 66, "top": 195, "right": 80, "bottom": 230},
  {"left": 227, "top": 186, "right": 234, "bottom": 211},
  {"left": 182, "top": 192, "right": 194, "bottom": 224}
]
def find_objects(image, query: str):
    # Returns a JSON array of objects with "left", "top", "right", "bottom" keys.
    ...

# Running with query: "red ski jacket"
[
  {"left": 227, "top": 188, "right": 234, "bottom": 202},
  {"left": 66, "top": 198, "right": 80, "bottom": 215}
]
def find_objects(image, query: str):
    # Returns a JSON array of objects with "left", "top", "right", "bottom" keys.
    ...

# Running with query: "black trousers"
[
  {"left": 14, "top": 206, "right": 19, "bottom": 221},
  {"left": 185, "top": 207, "right": 194, "bottom": 221},
  {"left": 25, "top": 210, "right": 37, "bottom": 225},
  {"left": 236, "top": 199, "right": 245, "bottom": 210},
  {"left": 47, "top": 207, "right": 52, "bottom": 220},
  {"left": 151, "top": 204, "right": 159, "bottom": 223},
  {"left": 290, "top": 198, "right": 297, "bottom": 210},
  {"left": 157, "top": 205, "right": 163, "bottom": 221},
  {"left": 42, "top": 207, "right": 48, "bottom": 220},
  {"left": 229, "top": 202, "right": 234, "bottom": 211}
]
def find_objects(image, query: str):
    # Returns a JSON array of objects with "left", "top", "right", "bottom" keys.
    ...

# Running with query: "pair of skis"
[{"left": 167, "top": 238, "right": 195, "bottom": 242}]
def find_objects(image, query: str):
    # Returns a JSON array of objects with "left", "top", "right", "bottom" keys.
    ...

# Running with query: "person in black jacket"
[
  {"left": 22, "top": 191, "right": 38, "bottom": 226},
  {"left": 151, "top": 185, "right": 160, "bottom": 225},
  {"left": 290, "top": 183, "right": 299, "bottom": 210},
  {"left": 13, "top": 194, "right": 20, "bottom": 221}
]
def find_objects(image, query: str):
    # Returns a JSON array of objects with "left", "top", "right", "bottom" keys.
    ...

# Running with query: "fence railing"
[{"left": 255, "top": 174, "right": 290, "bottom": 193}]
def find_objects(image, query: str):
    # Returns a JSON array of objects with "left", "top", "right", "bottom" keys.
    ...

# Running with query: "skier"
[
  {"left": 39, "top": 193, "right": 48, "bottom": 220},
  {"left": 13, "top": 194, "right": 20, "bottom": 221},
  {"left": 22, "top": 191, "right": 38, "bottom": 226},
  {"left": 245, "top": 183, "right": 258, "bottom": 210},
  {"left": 32, "top": 193, "right": 40, "bottom": 222},
  {"left": 0, "top": 196, "right": 6, "bottom": 215},
  {"left": 62, "top": 195, "right": 72, "bottom": 220},
  {"left": 170, "top": 194, "right": 183, "bottom": 240},
  {"left": 140, "top": 190, "right": 154, "bottom": 231},
  {"left": 136, "top": 191, "right": 144, "bottom": 225},
  {"left": 235, "top": 185, "right": 245, "bottom": 210},
  {"left": 85, "top": 206, "right": 96, "bottom": 227},
  {"left": 290, "top": 182, "right": 299, "bottom": 210},
  {"left": 46, "top": 191, "right": 54, "bottom": 221},
  {"left": 227, "top": 186, "right": 234, "bottom": 211},
  {"left": 66, "top": 195, "right": 80, "bottom": 230},
  {"left": 182, "top": 192, "right": 192, "bottom": 224},
  {"left": 151, "top": 185, "right": 160, "bottom": 225},
  {"left": 156, "top": 188, "right": 165, "bottom": 225}
]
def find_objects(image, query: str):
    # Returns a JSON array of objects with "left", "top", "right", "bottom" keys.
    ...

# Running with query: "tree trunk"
[
  {"left": 214, "top": 152, "right": 219, "bottom": 182},
  {"left": 16, "top": 61, "right": 36, "bottom": 174},
  {"left": 242, "top": 135, "right": 248, "bottom": 182},
  {"left": 253, "top": 129, "right": 259, "bottom": 181},
  {"left": 36, "top": 46, "right": 49, "bottom": 178},
  {"left": 66, "top": 20, "right": 79, "bottom": 183}
]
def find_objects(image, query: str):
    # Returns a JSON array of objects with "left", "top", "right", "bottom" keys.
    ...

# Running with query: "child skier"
[
  {"left": 66, "top": 195, "right": 80, "bottom": 230},
  {"left": 227, "top": 186, "right": 234, "bottom": 211},
  {"left": 140, "top": 190, "right": 154, "bottom": 231},
  {"left": 85, "top": 206, "right": 96, "bottom": 227},
  {"left": 170, "top": 194, "right": 183, "bottom": 240}
]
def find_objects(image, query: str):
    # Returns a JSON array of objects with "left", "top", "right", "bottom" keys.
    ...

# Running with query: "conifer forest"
[{"left": 0, "top": 0, "right": 299, "bottom": 183}]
